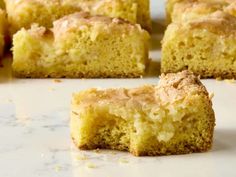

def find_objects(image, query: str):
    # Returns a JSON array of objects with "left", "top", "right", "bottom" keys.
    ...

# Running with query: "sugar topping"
[
  {"left": 73, "top": 70, "right": 209, "bottom": 113},
  {"left": 186, "top": 11, "right": 236, "bottom": 35}
]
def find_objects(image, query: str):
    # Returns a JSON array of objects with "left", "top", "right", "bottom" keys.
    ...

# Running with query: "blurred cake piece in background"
[
  {"left": 162, "top": 11, "right": 236, "bottom": 78},
  {"left": 12, "top": 12, "right": 150, "bottom": 78},
  {"left": 5, "top": 0, "right": 151, "bottom": 35}
]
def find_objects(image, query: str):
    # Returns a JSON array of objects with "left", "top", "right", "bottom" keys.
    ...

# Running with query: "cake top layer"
[
  {"left": 173, "top": 1, "right": 226, "bottom": 15},
  {"left": 171, "top": 0, "right": 228, "bottom": 22},
  {"left": 53, "top": 11, "right": 131, "bottom": 27},
  {"left": 52, "top": 12, "right": 144, "bottom": 37},
  {"left": 7, "top": 0, "right": 138, "bottom": 8},
  {"left": 6, "top": 0, "right": 66, "bottom": 5},
  {"left": 169, "top": 11, "right": 236, "bottom": 36},
  {"left": 187, "top": 11, "right": 236, "bottom": 35},
  {"left": 23, "top": 12, "right": 147, "bottom": 39},
  {"left": 73, "top": 71, "right": 209, "bottom": 112}
]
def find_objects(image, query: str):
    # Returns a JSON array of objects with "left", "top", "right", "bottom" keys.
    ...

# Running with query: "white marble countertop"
[{"left": 1, "top": 1, "right": 236, "bottom": 177}]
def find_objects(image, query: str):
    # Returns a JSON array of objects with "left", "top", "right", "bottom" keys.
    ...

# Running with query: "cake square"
[
  {"left": 5, "top": 0, "right": 151, "bottom": 35},
  {"left": 161, "top": 11, "right": 236, "bottom": 79},
  {"left": 12, "top": 12, "right": 150, "bottom": 78},
  {"left": 70, "top": 71, "right": 215, "bottom": 156}
]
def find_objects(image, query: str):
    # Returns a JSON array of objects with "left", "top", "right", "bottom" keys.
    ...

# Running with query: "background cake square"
[
  {"left": 12, "top": 12, "right": 150, "bottom": 78},
  {"left": 161, "top": 11, "right": 236, "bottom": 79}
]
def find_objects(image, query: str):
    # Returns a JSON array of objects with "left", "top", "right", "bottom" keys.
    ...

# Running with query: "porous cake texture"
[
  {"left": 0, "top": 9, "right": 7, "bottom": 58},
  {"left": 70, "top": 71, "right": 215, "bottom": 156},
  {"left": 161, "top": 11, "right": 236, "bottom": 79},
  {"left": 12, "top": 12, "right": 150, "bottom": 78},
  {"left": 5, "top": 0, "right": 151, "bottom": 35}
]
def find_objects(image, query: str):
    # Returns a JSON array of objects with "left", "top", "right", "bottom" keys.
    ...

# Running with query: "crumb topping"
[
  {"left": 51, "top": 12, "right": 146, "bottom": 39},
  {"left": 186, "top": 11, "right": 236, "bottom": 36},
  {"left": 73, "top": 71, "right": 209, "bottom": 115}
]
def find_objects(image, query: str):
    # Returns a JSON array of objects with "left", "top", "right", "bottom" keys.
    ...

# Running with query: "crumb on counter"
[
  {"left": 54, "top": 165, "right": 61, "bottom": 172},
  {"left": 76, "top": 154, "right": 87, "bottom": 161},
  {"left": 94, "top": 148, "right": 101, "bottom": 154},
  {"left": 209, "top": 92, "right": 214, "bottom": 100},
  {"left": 111, "top": 151, "right": 117, "bottom": 155},
  {"left": 86, "top": 162, "right": 97, "bottom": 169},
  {"left": 118, "top": 157, "right": 129, "bottom": 164},
  {"left": 54, "top": 79, "right": 62, "bottom": 83}
]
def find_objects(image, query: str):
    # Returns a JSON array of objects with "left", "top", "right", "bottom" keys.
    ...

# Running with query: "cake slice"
[
  {"left": 5, "top": 0, "right": 151, "bottom": 35},
  {"left": 12, "top": 12, "right": 149, "bottom": 78},
  {"left": 70, "top": 71, "right": 215, "bottom": 156},
  {"left": 161, "top": 11, "right": 236, "bottom": 79}
]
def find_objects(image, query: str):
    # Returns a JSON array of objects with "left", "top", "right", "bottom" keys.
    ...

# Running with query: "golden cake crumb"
[
  {"left": 54, "top": 79, "right": 62, "bottom": 83},
  {"left": 209, "top": 92, "right": 214, "bottom": 100},
  {"left": 111, "top": 152, "right": 117, "bottom": 155},
  {"left": 118, "top": 158, "right": 129, "bottom": 164},
  {"left": 86, "top": 162, "right": 97, "bottom": 169},
  {"left": 94, "top": 148, "right": 101, "bottom": 154},
  {"left": 76, "top": 154, "right": 88, "bottom": 161}
]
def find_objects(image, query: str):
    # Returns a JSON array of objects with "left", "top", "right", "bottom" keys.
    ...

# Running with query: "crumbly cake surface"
[
  {"left": 5, "top": 0, "right": 151, "bottom": 35},
  {"left": 171, "top": 1, "right": 227, "bottom": 22},
  {"left": 64, "top": 0, "right": 151, "bottom": 31},
  {"left": 12, "top": 12, "right": 150, "bottom": 78},
  {"left": 70, "top": 71, "right": 215, "bottom": 156},
  {"left": 166, "top": 0, "right": 234, "bottom": 23},
  {"left": 161, "top": 11, "right": 236, "bottom": 78}
]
